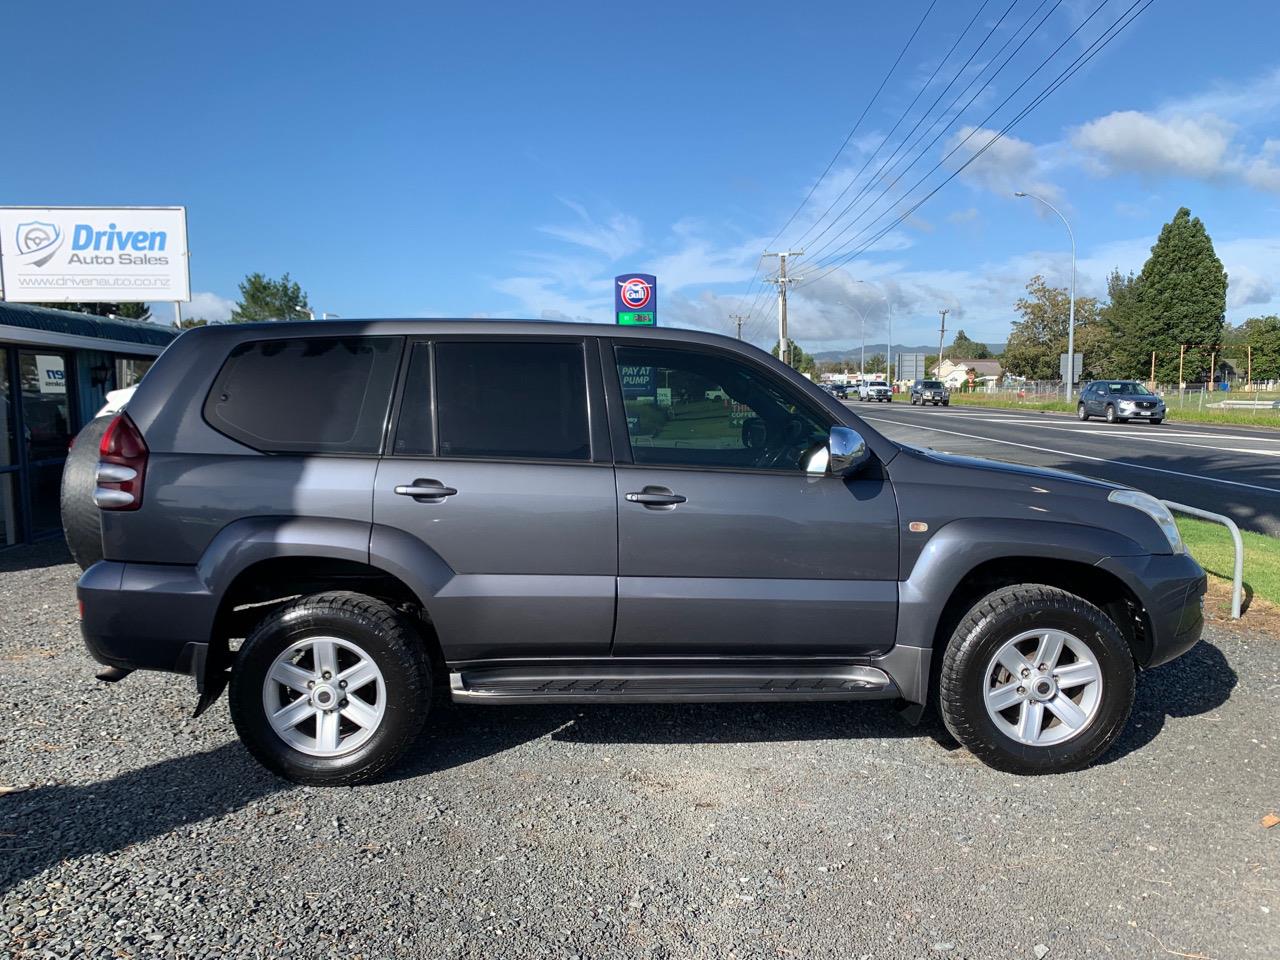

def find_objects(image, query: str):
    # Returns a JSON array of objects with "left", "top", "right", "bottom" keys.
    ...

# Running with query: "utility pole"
[
  {"left": 730, "top": 314, "right": 746, "bottom": 340},
  {"left": 763, "top": 251, "right": 803, "bottom": 366},
  {"left": 936, "top": 308, "right": 950, "bottom": 378}
]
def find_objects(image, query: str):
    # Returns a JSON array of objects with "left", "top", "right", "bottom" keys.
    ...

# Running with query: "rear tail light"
[{"left": 94, "top": 414, "right": 148, "bottom": 510}]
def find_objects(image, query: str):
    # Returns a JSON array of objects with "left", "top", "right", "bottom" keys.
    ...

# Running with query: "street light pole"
[
  {"left": 1015, "top": 191, "right": 1076, "bottom": 402},
  {"left": 859, "top": 280, "right": 891, "bottom": 382}
]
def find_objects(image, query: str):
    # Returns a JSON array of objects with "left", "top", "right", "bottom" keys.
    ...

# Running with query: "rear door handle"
[
  {"left": 624, "top": 486, "right": 686, "bottom": 509},
  {"left": 394, "top": 479, "right": 458, "bottom": 502}
]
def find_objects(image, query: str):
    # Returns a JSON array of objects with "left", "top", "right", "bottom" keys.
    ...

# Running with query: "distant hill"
[{"left": 813, "top": 343, "right": 1005, "bottom": 363}]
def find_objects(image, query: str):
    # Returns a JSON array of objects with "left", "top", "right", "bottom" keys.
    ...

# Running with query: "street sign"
[
  {"left": 615, "top": 274, "right": 657, "bottom": 326},
  {"left": 896, "top": 352, "right": 926, "bottom": 382},
  {"left": 1059, "top": 352, "right": 1083, "bottom": 384}
]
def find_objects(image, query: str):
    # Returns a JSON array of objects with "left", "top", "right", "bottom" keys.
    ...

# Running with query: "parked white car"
[{"left": 858, "top": 380, "right": 892, "bottom": 402}]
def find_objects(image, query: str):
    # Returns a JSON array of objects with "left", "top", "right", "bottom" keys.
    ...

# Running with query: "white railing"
[{"left": 1162, "top": 500, "right": 1244, "bottom": 619}]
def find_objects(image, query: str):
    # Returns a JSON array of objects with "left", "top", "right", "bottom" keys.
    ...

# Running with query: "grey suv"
[
  {"left": 910, "top": 380, "right": 950, "bottom": 406},
  {"left": 75, "top": 321, "right": 1205, "bottom": 784}
]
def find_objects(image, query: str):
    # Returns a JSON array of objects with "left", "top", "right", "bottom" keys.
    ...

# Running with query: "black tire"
[
  {"left": 911, "top": 396, "right": 918, "bottom": 405},
  {"left": 942, "top": 400, "right": 949, "bottom": 406},
  {"left": 1077, "top": 403, "right": 1089, "bottom": 421},
  {"left": 61, "top": 414, "right": 114, "bottom": 570},
  {"left": 938, "top": 584, "right": 1135, "bottom": 775},
  {"left": 1150, "top": 418, "right": 1163, "bottom": 425},
  {"left": 1104, "top": 404, "right": 1119, "bottom": 424},
  {"left": 229, "top": 591, "right": 431, "bottom": 786}
]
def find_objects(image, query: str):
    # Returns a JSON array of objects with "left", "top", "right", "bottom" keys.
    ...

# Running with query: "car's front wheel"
[
  {"left": 938, "top": 584, "right": 1135, "bottom": 774},
  {"left": 229, "top": 591, "right": 431, "bottom": 785},
  {"left": 1105, "top": 404, "right": 1122, "bottom": 424},
  {"left": 1150, "top": 418, "right": 1163, "bottom": 425}
]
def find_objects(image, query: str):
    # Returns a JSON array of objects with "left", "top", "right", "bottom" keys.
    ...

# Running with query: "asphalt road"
[
  {"left": 851, "top": 401, "right": 1280, "bottom": 536},
  {"left": 2, "top": 542, "right": 1278, "bottom": 960}
]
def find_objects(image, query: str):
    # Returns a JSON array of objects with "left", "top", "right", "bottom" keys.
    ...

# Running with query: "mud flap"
[{"left": 191, "top": 641, "right": 231, "bottom": 719}]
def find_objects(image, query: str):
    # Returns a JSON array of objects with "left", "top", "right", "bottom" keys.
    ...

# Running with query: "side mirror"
[{"left": 827, "top": 426, "right": 869, "bottom": 476}]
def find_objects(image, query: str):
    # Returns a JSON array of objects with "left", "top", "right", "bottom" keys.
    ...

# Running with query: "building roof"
[
  {"left": 944, "top": 358, "right": 1003, "bottom": 375},
  {"left": 0, "top": 302, "right": 179, "bottom": 353}
]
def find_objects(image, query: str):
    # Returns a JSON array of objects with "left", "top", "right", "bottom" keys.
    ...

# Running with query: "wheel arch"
[{"left": 890, "top": 520, "right": 1153, "bottom": 708}]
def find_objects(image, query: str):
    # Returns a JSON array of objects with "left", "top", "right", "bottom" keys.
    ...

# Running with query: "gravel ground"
[{"left": 1, "top": 542, "right": 1277, "bottom": 960}]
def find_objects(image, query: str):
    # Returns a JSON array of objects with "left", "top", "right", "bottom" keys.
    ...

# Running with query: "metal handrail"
[{"left": 1162, "top": 500, "right": 1244, "bottom": 619}]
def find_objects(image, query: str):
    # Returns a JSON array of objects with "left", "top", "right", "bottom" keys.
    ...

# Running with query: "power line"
[
  {"left": 735, "top": 1, "right": 941, "bottom": 337},
  {"left": 794, "top": 0, "right": 997, "bottom": 253},
  {"left": 799, "top": 0, "right": 1154, "bottom": 288},
  {"left": 803, "top": 0, "right": 1072, "bottom": 268}
]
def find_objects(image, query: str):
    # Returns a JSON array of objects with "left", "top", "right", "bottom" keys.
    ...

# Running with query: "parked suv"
[
  {"left": 911, "top": 380, "right": 950, "bottom": 406},
  {"left": 858, "top": 380, "right": 892, "bottom": 402},
  {"left": 75, "top": 321, "right": 1205, "bottom": 784}
]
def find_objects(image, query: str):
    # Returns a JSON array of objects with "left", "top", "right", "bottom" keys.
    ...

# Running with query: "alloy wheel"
[
  {"left": 262, "top": 635, "right": 387, "bottom": 757},
  {"left": 982, "top": 628, "right": 1103, "bottom": 747}
]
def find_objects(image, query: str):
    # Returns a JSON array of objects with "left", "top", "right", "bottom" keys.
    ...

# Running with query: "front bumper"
[
  {"left": 78, "top": 561, "right": 215, "bottom": 676},
  {"left": 1097, "top": 552, "right": 1207, "bottom": 668}
]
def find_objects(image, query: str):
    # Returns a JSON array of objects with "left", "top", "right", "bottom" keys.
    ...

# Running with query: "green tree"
[
  {"left": 1002, "top": 275, "right": 1102, "bottom": 381},
  {"left": 1236, "top": 316, "right": 1280, "bottom": 382},
  {"left": 34, "top": 301, "right": 152, "bottom": 321},
  {"left": 1132, "top": 207, "right": 1227, "bottom": 383},
  {"left": 178, "top": 316, "right": 210, "bottom": 329},
  {"left": 947, "top": 329, "right": 991, "bottom": 359},
  {"left": 864, "top": 353, "right": 887, "bottom": 375},
  {"left": 770, "top": 338, "right": 817, "bottom": 375},
  {"left": 230, "top": 272, "right": 311, "bottom": 323}
]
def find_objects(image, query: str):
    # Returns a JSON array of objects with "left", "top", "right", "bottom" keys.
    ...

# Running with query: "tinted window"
[
  {"left": 434, "top": 341, "right": 590, "bottom": 461},
  {"left": 615, "top": 346, "right": 830, "bottom": 471},
  {"left": 393, "top": 342, "right": 434, "bottom": 456},
  {"left": 204, "top": 336, "right": 401, "bottom": 454}
]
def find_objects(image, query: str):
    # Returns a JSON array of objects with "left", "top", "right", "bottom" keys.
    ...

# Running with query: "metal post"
[
  {"left": 1162, "top": 500, "right": 1244, "bottom": 620},
  {"left": 1248, "top": 345, "right": 1253, "bottom": 391},
  {"left": 1209, "top": 350, "right": 1216, "bottom": 392},
  {"left": 172, "top": 302, "right": 181, "bottom": 327},
  {"left": 763, "top": 251, "right": 802, "bottom": 366},
  {"left": 936, "top": 308, "right": 948, "bottom": 378},
  {"left": 1150, "top": 350, "right": 1156, "bottom": 391},
  {"left": 1179, "top": 344, "right": 1185, "bottom": 390},
  {"left": 1015, "top": 192, "right": 1075, "bottom": 402}
]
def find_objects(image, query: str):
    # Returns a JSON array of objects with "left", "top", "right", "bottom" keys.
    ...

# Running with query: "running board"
[{"left": 449, "top": 664, "right": 898, "bottom": 704}]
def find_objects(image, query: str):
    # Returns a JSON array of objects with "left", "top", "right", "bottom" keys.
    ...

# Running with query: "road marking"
[
  {"left": 862, "top": 416, "right": 1280, "bottom": 495},
  {"left": 874, "top": 408, "right": 1280, "bottom": 450}
]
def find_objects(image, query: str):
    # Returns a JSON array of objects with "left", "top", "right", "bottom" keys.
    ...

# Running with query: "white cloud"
[
  {"left": 150, "top": 290, "right": 235, "bottom": 323},
  {"left": 947, "top": 207, "right": 979, "bottom": 225},
  {"left": 538, "top": 198, "right": 643, "bottom": 260},
  {"left": 945, "top": 126, "right": 1059, "bottom": 202},
  {"left": 1071, "top": 111, "right": 1234, "bottom": 179}
]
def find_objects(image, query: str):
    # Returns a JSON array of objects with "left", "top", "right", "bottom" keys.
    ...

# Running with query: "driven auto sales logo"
[{"left": 14, "top": 220, "right": 63, "bottom": 267}]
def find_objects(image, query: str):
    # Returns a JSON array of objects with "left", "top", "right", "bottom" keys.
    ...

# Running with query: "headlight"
[
  {"left": 1108, "top": 489, "right": 1184, "bottom": 554},
  {"left": 1119, "top": 399, "right": 1135, "bottom": 408}
]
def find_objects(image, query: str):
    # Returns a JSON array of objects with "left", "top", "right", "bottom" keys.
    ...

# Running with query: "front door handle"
[
  {"left": 394, "top": 478, "right": 458, "bottom": 502},
  {"left": 624, "top": 486, "right": 686, "bottom": 509}
]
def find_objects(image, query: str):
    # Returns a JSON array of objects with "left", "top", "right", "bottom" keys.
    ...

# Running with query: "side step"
[{"left": 450, "top": 663, "right": 897, "bottom": 704}]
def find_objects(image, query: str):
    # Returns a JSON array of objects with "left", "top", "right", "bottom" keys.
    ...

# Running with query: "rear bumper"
[
  {"left": 78, "top": 561, "right": 215, "bottom": 676},
  {"left": 1097, "top": 552, "right": 1207, "bottom": 668}
]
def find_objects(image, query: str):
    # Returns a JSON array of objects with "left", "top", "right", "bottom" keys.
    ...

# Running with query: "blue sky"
[{"left": 4, "top": 0, "right": 1280, "bottom": 352}]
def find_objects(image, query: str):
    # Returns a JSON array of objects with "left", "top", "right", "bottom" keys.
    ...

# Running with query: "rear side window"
[
  {"left": 429, "top": 340, "right": 590, "bottom": 461},
  {"left": 204, "top": 336, "right": 402, "bottom": 454}
]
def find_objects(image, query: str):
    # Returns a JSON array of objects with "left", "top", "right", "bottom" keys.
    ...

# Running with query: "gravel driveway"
[{"left": 1, "top": 543, "right": 1276, "bottom": 959}]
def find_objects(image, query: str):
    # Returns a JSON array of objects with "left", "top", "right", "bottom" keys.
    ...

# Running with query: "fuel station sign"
[{"left": 615, "top": 274, "right": 656, "bottom": 326}]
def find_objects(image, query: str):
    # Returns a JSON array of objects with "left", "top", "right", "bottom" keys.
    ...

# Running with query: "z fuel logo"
[{"left": 14, "top": 221, "right": 63, "bottom": 267}]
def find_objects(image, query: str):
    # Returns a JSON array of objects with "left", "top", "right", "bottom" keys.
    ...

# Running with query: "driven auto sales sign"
[
  {"left": 0, "top": 206, "right": 190, "bottom": 303},
  {"left": 615, "top": 273, "right": 656, "bottom": 326}
]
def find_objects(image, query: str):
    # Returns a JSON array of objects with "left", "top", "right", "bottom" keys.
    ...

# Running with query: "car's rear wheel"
[
  {"left": 61, "top": 414, "right": 115, "bottom": 570},
  {"left": 229, "top": 591, "right": 430, "bottom": 785},
  {"left": 938, "top": 583, "right": 1135, "bottom": 774},
  {"left": 1077, "top": 403, "right": 1089, "bottom": 421}
]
